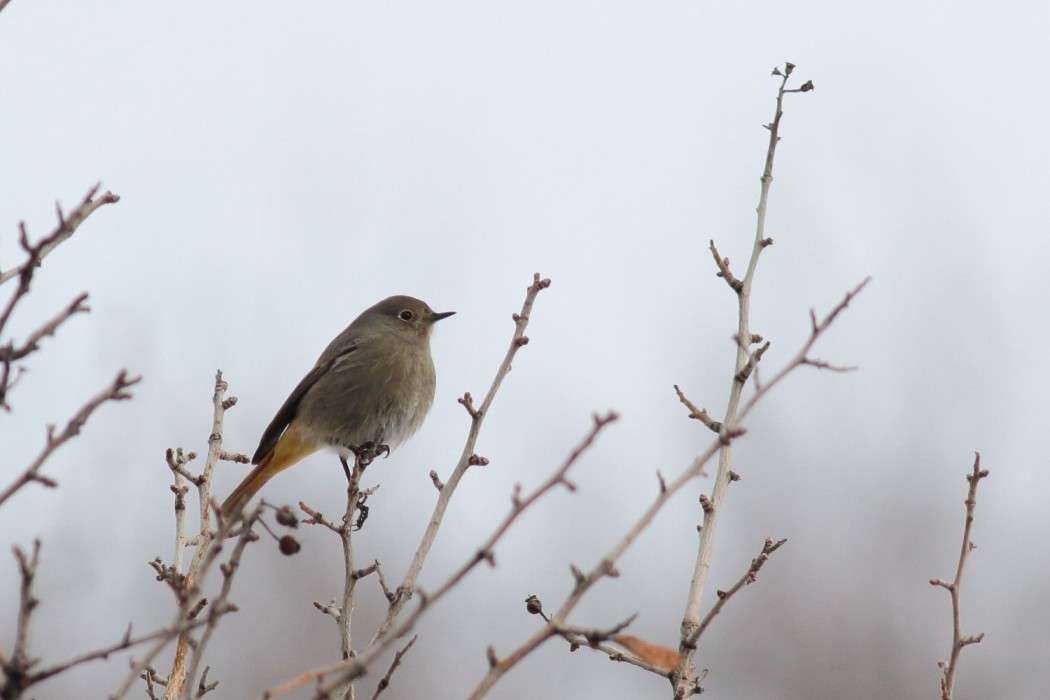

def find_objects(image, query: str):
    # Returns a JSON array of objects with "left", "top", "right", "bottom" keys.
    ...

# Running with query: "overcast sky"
[{"left": 2, "top": 2, "right": 1048, "bottom": 699}]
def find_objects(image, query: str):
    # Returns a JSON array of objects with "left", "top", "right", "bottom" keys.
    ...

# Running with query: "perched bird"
[{"left": 221, "top": 295, "right": 454, "bottom": 515}]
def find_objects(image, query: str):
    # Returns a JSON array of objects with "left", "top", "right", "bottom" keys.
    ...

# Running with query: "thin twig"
[
  {"left": 315, "top": 412, "right": 616, "bottom": 699},
  {"left": 0, "top": 185, "right": 120, "bottom": 286},
  {"left": 930, "top": 453, "right": 988, "bottom": 700},
  {"left": 372, "top": 274, "right": 551, "bottom": 642},
  {"left": 24, "top": 609, "right": 219, "bottom": 688},
  {"left": 1, "top": 186, "right": 119, "bottom": 413},
  {"left": 469, "top": 278, "right": 866, "bottom": 699},
  {"left": 0, "top": 370, "right": 140, "bottom": 507},
  {"left": 369, "top": 636, "right": 417, "bottom": 700},
  {"left": 0, "top": 292, "right": 90, "bottom": 364},
  {"left": 300, "top": 502, "right": 342, "bottom": 532},
  {"left": 673, "top": 385, "right": 721, "bottom": 433},
  {"left": 686, "top": 537, "right": 786, "bottom": 647},
  {"left": 266, "top": 410, "right": 616, "bottom": 699},
  {"left": 0, "top": 540, "right": 224, "bottom": 697}
]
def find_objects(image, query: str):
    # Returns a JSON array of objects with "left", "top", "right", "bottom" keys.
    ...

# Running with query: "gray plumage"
[{"left": 223, "top": 295, "right": 453, "bottom": 514}]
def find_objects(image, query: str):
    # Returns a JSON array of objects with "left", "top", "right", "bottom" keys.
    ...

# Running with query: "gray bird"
[{"left": 221, "top": 295, "right": 454, "bottom": 514}]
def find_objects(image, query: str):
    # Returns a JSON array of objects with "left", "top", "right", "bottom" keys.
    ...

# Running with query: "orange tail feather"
[{"left": 221, "top": 426, "right": 319, "bottom": 515}]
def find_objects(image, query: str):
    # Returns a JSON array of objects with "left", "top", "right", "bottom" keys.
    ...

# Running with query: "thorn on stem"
[{"left": 570, "top": 564, "right": 586, "bottom": 586}]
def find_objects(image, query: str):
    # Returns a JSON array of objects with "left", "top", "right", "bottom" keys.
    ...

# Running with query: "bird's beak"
[{"left": 431, "top": 310, "right": 456, "bottom": 322}]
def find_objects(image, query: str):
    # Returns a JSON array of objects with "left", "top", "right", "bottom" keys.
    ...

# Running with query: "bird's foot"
[{"left": 348, "top": 441, "right": 389, "bottom": 469}]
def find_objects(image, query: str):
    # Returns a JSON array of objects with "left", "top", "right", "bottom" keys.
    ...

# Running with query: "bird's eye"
[{"left": 399, "top": 309, "right": 415, "bottom": 322}]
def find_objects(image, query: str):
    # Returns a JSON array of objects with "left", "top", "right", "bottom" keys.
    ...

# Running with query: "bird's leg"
[{"left": 341, "top": 449, "right": 367, "bottom": 490}]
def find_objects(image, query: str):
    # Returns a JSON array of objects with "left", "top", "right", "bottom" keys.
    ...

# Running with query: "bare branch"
[
  {"left": 2, "top": 539, "right": 42, "bottom": 694},
  {"left": 708, "top": 241, "right": 743, "bottom": 293},
  {"left": 685, "top": 537, "right": 787, "bottom": 648},
  {"left": 0, "top": 293, "right": 90, "bottom": 365},
  {"left": 673, "top": 385, "right": 721, "bottom": 433},
  {"left": 0, "top": 539, "right": 229, "bottom": 697},
  {"left": 113, "top": 506, "right": 257, "bottom": 699},
  {"left": 676, "top": 66, "right": 817, "bottom": 693},
  {"left": 468, "top": 275, "right": 866, "bottom": 699},
  {"left": 299, "top": 501, "right": 342, "bottom": 533},
  {"left": 160, "top": 371, "right": 246, "bottom": 699},
  {"left": 0, "top": 370, "right": 141, "bottom": 507},
  {"left": 931, "top": 453, "right": 988, "bottom": 700},
  {"left": 0, "top": 186, "right": 120, "bottom": 417},
  {"left": 369, "top": 636, "right": 417, "bottom": 700},
  {"left": 450, "top": 66, "right": 850, "bottom": 699},
  {"left": 23, "top": 608, "right": 218, "bottom": 689},
  {"left": 268, "top": 410, "right": 617, "bottom": 699},
  {"left": 0, "top": 185, "right": 120, "bottom": 286},
  {"left": 178, "top": 508, "right": 256, "bottom": 699},
  {"left": 372, "top": 273, "right": 551, "bottom": 642}
]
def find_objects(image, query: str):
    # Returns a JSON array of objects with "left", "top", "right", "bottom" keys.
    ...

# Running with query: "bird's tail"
[{"left": 221, "top": 425, "right": 319, "bottom": 515}]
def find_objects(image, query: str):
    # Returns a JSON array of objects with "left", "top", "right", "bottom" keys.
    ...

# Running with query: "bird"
[{"left": 221, "top": 295, "right": 454, "bottom": 515}]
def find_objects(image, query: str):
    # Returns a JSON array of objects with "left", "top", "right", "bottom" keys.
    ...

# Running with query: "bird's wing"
[{"left": 251, "top": 344, "right": 357, "bottom": 464}]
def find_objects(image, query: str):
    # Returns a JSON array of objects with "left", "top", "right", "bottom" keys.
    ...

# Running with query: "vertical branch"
[
  {"left": 676, "top": 64, "right": 812, "bottom": 693},
  {"left": 1, "top": 540, "right": 42, "bottom": 698},
  {"left": 335, "top": 454, "right": 369, "bottom": 700},
  {"left": 179, "top": 510, "right": 258, "bottom": 700},
  {"left": 371, "top": 273, "right": 551, "bottom": 643},
  {"left": 339, "top": 482, "right": 359, "bottom": 698},
  {"left": 298, "top": 448, "right": 381, "bottom": 700},
  {"left": 161, "top": 371, "right": 249, "bottom": 699},
  {"left": 930, "top": 454, "right": 988, "bottom": 700}
]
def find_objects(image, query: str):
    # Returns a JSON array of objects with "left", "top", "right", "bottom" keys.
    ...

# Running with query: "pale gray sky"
[{"left": 2, "top": 2, "right": 1048, "bottom": 698}]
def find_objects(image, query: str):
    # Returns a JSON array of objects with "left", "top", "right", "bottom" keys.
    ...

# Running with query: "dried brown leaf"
[{"left": 611, "top": 635, "right": 681, "bottom": 672}]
